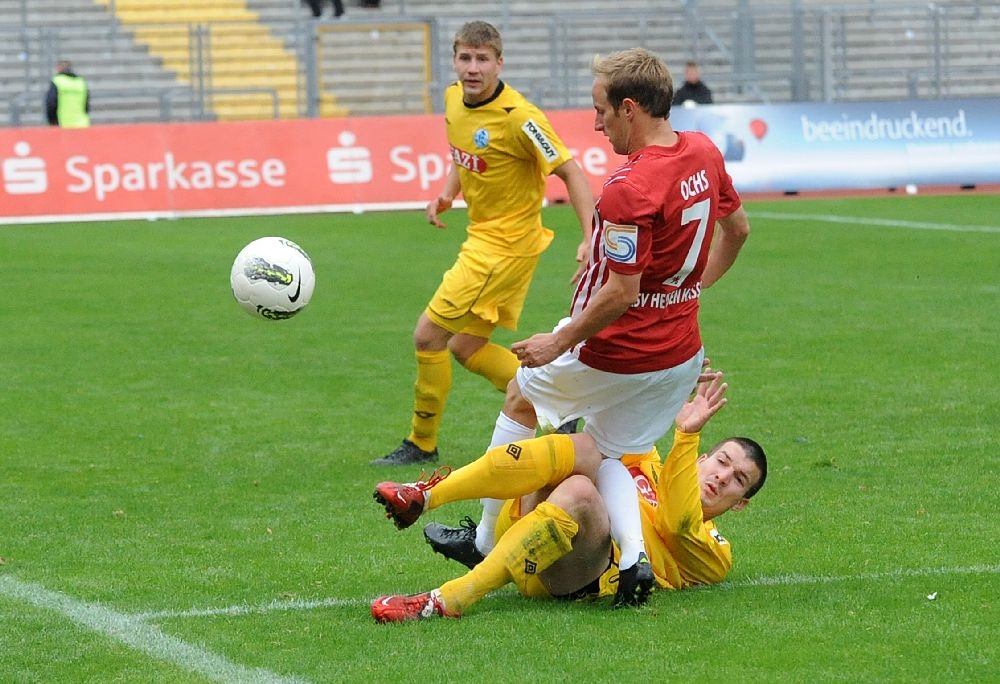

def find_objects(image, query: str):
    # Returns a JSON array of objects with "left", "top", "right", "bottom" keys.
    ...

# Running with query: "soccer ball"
[{"left": 230, "top": 237, "right": 315, "bottom": 320}]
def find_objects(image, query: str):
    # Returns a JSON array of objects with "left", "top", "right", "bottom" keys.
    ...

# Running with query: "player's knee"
[
  {"left": 566, "top": 434, "right": 602, "bottom": 479},
  {"left": 447, "top": 334, "right": 486, "bottom": 364},
  {"left": 502, "top": 381, "right": 532, "bottom": 419},
  {"left": 448, "top": 342, "right": 469, "bottom": 364},
  {"left": 548, "top": 475, "right": 607, "bottom": 534},
  {"left": 414, "top": 315, "right": 451, "bottom": 351}
]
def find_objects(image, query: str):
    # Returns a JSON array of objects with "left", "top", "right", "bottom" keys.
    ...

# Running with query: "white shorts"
[{"left": 516, "top": 344, "right": 704, "bottom": 459}]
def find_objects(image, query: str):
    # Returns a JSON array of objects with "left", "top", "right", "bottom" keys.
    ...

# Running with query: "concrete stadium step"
[{"left": 96, "top": 0, "right": 347, "bottom": 120}]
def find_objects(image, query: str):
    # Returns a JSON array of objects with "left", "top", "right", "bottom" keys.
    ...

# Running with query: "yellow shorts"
[
  {"left": 496, "top": 499, "right": 618, "bottom": 601},
  {"left": 425, "top": 243, "right": 542, "bottom": 338}
]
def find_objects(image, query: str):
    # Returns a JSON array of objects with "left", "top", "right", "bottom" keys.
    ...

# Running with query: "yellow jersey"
[
  {"left": 444, "top": 81, "right": 574, "bottom": 256},
  {"left": 623, "top": 430, "right": 734, "bottom": 589}
]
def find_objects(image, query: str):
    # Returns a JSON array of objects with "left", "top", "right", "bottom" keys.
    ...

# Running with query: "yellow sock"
[
  {"left": 462, "top": 342, "right": 520, "bottom": 392},
  {"left": 426, "top": 434, "right": 575, "bottom": 510},
  {"left": 408, "top": 349, "right": 451, "bottom": 452},
  {"left": 438, "top": 501, "right": 578, "bottom": 613}
]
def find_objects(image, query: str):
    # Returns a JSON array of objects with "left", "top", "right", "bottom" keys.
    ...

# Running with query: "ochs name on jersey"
[
  {"left": 450, "top": 145, "right": 487, "bottom": 174},
  {"left": 680, "top": 168, "right": 710, "bottom": 200},
  {"left": 521, "top": 119, "right": 560, "bottom": 162},
  {"left": 633, "top": 283, "right": 701, "bottom": 309}
]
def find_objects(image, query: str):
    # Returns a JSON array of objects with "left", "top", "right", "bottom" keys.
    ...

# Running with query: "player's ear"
[
  {"left": 730, "top": 498, "right": 749, "bottom": 512},
  {"left": 624, "top": 97, "right": 643, "bottom": 119}
]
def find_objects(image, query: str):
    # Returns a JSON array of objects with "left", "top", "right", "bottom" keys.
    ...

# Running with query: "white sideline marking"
[
  {"left": 135, "top": 596, "right": 362, "bottom": 621},
  {"left": 128, "top": 564, "right": 1000, "bottom": 622},
  {"left": 0, "top": 575, "right": 308, "bottom": 684},
  {"left": 0, "top": 201, "right": 432, "bottom": 226},
  {"left": 750, "top": 211, "right": 1000, "bottom": 234},
  {"left": 723, "top": 563, "right": 1000, "bottom": 589}
]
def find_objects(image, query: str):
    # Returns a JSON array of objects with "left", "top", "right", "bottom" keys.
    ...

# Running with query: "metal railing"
[
  {"left": 2, "top": 1, "right": 999, "bottom": 126},
  {"left": 8, "top": 86, "right": 278, "bottom": 126}
]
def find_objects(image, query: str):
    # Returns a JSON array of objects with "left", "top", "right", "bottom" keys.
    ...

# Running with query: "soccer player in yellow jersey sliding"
[
  {"left": 373, "top": 21, "right": 594, "bottom": 466},
  {"left": 371, "top": 370, "right": 767, "bottom": 620}
]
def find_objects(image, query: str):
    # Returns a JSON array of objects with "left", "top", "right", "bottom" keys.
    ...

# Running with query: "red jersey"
[{"left": 572, "top": 131, "right": 741, "bottom": 374}]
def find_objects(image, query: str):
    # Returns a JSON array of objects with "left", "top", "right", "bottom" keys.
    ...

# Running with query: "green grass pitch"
[{"left": 1, "top": 193, "right": 998, "bottom": 682}]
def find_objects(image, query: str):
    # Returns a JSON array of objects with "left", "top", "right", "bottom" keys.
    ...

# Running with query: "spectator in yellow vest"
[{"left": 45, "top": 60, "right": 90, "bottom": 128}]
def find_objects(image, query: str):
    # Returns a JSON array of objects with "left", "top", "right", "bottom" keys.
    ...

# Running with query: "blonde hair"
[
  {"left": 592, "top": 47, "right": 673, "bottom": 118},
  {"left": 453, "top": 21, "right": 503, "bottom": 57}
]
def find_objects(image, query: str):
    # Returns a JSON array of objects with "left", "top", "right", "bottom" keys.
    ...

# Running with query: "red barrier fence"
[{"left": 0, "top": 112, "right": 611, "bottom": 223}]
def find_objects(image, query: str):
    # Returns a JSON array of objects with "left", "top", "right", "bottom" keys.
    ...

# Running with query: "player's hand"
[
  {"left": 570, "top": 240, "right": 591, "bottom": 284},
  {"left": 674, "top": 370, "right": 727, "bottom": 434},
  {"left": 696, "top": 356, "right": 715, "bottom": 383},
  {"left": 511, "top": 333, "right": 563, "bottom": 368},
  {"left": 426, "top": 196, "right": 453, "bottom": 229}
]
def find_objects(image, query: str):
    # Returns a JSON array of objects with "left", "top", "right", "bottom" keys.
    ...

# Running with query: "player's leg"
[
  {"left": 584, "top": 350, "right": 704, "bottom": 605},
  {"left": 593, "top": 457, "right": 654, "bottom": 607},
  {"left": 423, "top": 392, "right": 536, "bottom": 563},
  {"left": 427, "top": 353, "right": 593, "bottom": 558},
  {"left": 535, "top": 476, "right": 613, "bottom": 598},
  {"left": 471, "top": 377, "right": 540, "bottom": 553},
  {"left": 374, "top": 250, "right": 491, "bottom": 465},
  {"left": 450, "top": 327, "right": 525, "bottom": 547},
  {"left": 409, "top": 314, "right": 453, "bottom": 450},
  {"left": 450, "top": 251, "right": 536, "bottom": 393},
  {"left": 468, "top": 350, "right": 698, "bottom": 602},
  {"left": 452, "top": 332, "right": 519, "bottom": 392},
  {"left": 373, "top": 432, "right": 602, "bottom": 529},
  {"left": 371, "top": 313, "right": 451, "bottom": 465},
  {"left": 373, "top": 477, "right": 603, "bottom": 621},
  {"left": 436, "top": 496, "right": 580, "bottom": 614},
  {"left": 441, "top": 476, "right": 611, "bottom": 612}
]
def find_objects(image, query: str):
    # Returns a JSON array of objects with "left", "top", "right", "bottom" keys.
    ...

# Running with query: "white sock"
[
  {"left": 596, "top": 458, "right": 644, "bottom": 570},
  {"left": 475, "top": 412, "right": 536, "bottom": 554},
  {"left": 474, "top": 497, "right": 503, "bottom": 555},
  {"left": 489, "top": 411, "right": 535, "bottom": 448}
]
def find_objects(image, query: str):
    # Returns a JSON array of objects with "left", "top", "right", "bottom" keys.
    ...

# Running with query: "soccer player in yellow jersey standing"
[{"left": 373, "top": 21, "right": 594, "bottom": 465}]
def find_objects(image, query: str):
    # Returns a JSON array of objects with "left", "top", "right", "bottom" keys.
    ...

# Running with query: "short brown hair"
[{"left": 453, "top": 21, "right": 502, "bottom": 58}]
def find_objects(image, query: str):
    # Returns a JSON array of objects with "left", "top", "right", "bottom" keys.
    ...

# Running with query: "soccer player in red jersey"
[{"left": 410, "top": 47, "right": 752, "bottom": 607}]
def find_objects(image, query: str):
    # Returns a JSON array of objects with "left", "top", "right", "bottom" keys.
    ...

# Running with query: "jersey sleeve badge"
[
  {"left": 520, "top": 119, "right": 560, "bottom": 162},
  {"left": 709, "top": 528, "right": 730, "bottom": 546},
  {"left": 603, "top": 222, "right": 638, "bottom": 264}
]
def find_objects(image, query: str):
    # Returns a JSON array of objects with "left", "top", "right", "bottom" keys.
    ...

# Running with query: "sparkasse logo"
[
  {"left": 66, "top": 153, "right": 287, "bottom": 201},
  {"left": 2, "top": 142, "right": 48, "bottom": 195}
]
